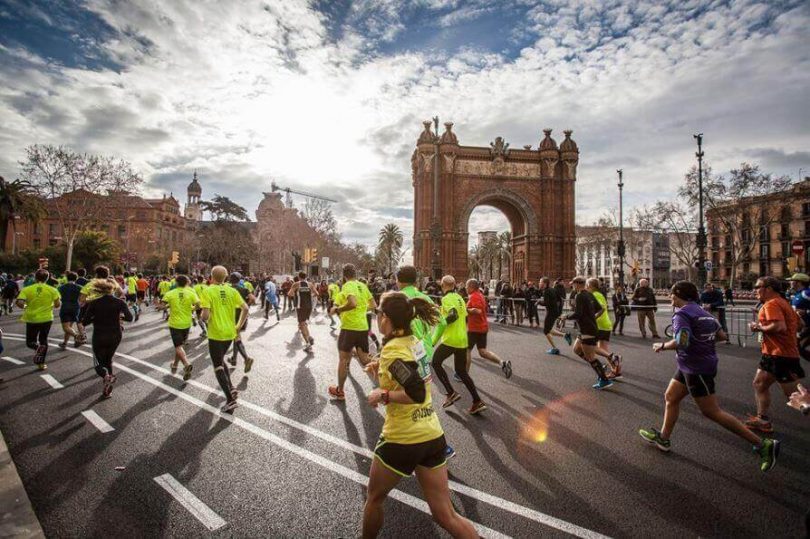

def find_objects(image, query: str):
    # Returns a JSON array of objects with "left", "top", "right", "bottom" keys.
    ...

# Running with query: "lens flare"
[{"left": 519, "top": 390, "right": 591, "bottom": 445}]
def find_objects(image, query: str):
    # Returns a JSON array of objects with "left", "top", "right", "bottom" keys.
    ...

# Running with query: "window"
[
  {"left": 101, "top": 224, "right": 110, "bottom": 236},
  {"left": 33, "top": 239, "right": 40, "bottom": 249},
  {"left": 759, "top": 262, "right": 767, "bottom": 276},
  {"left": 48, "top": 238, "right": 58, "bottom": 246},
  {"left": 118, "top": 225, "right": 127, "bottom": 237},
  {"left": 33, "top": 223, "right": 41, "bottom": 235},
  {"left": 782, "top": 241, "right": 789, "bottom": 258},
  {"left": 48, "top": 223, "right": 57, "bottom": 236},
  {"left": 760, "top": 244, "right": 770, "bottom": 259},
  {"left": 759, "top": 225, "right": 769, "bottom": 242},
  {"left": 780, "top": 223, "right": 789, "bottom": 240},
  {"left": 803, "top": 202, "right": 810, "bottom": 217}
]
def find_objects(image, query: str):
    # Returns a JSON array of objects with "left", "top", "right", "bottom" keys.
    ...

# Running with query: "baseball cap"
[{"left": 786, "top": 273, "right": 810, "bottom": 282}]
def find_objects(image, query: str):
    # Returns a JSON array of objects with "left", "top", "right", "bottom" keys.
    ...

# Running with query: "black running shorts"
[
  {"left": 170, "top": 327, "right": 190, "bottom": 347},
  {"left": 125, "top": 293, "right": 136, "bottom": 303},
  {"left": 234, "top": 309, "right": 247, "bottom": 331},
  {"left": 544, "top": 312, "right": 560, "bottom": 334},
  {"left": 467, "top": 331, "right": 487, "bottom": 350},
  {"left": 338, "top": 329, "right": 369, "bottom": 353},
  {"left": 297, "top": 307, "right": 312, "bottom": 324},
  {"left": 579, "top": 335, "right": 598, "bottom": 346},
  {"left": 673, "top": 369, "right": 716, "bottom": 398},
  {"left": 596, "top": 329, "right": 611, "bottom": 342},
  {"left": 136, "top": 291, "right": 146, "bottom": 300},
  {"left": 374, "top": 434, "right": 447, "bottom": 477},
  {"left": 59, "top": 309, "right": 79, "bottom": 323},
  {"left": 759, "top": 354, "right": 806, "bottom": 383}
]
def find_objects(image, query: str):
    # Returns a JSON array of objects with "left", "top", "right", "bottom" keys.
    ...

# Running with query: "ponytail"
[{"left": 379, "top": 291, "right": 440, "bottom": 336}]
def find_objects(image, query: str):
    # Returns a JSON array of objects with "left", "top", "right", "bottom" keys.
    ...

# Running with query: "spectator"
[
  {"left": 724, "top": 285, "right": 735, "bottom": 307},
  {"left": 612, "top": 284, "right": 629, "bottom": 335},
  {"left": 700, "top": 283, "right": 727, "bottom": 333},
  {"left": 631, "top": 278, "right": 659, "bottom": 339}
]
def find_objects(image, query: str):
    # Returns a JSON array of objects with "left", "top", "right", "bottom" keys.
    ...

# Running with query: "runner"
[
  {"left": 263, "top": 278, "right": 280, "bottom": 322},
  {"left": 563, "top": 276, "right": 613, "bottom": 390},
  {"left": 361, "top": 278, "right": 382, "bottom": 353},
  {"left": 16, "top": 269, "right": 61, "bottom": 370},
  {"left": 158, "top": 275, "right": 199, "bottom": 381},
  {"left": 81, "top": 278, "right": 133, "bottom": 398},
  {"left": 124, "top": 271, "right": 140, "bottom": 321},
  {"left": 327, "top": 280, "right": 340, "bottom": 328},
  {"left": 362, "top": 291, "right": 477, "bottom": 539},
  {"left": 136, "top": 273, "right": 149, "bottom": 310},
  {"left": 157, "top": 276, "right": 172, "bottom": 320},
  {"left": 588, "top": 278, "right": 622, "bottom": 379},
  {"left": 538, "top": 277, "right": 567, "bottom": 354},
  {"left": 639, "top": 281, "right": 779, "bottom": 471},
  {"left": 199, "top": 266, "right": 248, "bottom": 412},
  {"left": 1, "top": 275, "right": 19, "bottom": 315},
  {"left": 77, "top": 265, "right": 121, "bottom": 346},
  {"left": 227, "top": 272, "right": 255, "bottom": 372},
  {"left": 464, "top": 278, "right": 511, "bottom": 378},
  {"left": 288, "top": 271, "right": 317, "bottom": 352},
  {"left": 57, "top": 271, "right": 82, "bottom": 349},
  {"left": 744, "top": 276, "right": 805, "bottom": 433},
  {"left": 431, "top": 275, "right": 487, "bottom": 415},
  {"left": 193, "top": 276, "right": 209, "bottom": 337},
  {"left": 328, "top": 264, "right": 375, "bottom": 401}
]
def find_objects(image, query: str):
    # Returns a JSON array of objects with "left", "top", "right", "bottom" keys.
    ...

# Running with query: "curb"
[{"left": 0, "top": 428, "right": 45, "bottom": 538}]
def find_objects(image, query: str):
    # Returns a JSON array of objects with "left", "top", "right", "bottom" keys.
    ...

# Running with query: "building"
[
  {"left": 707, "top": 177, "right": 810, "bottom": 285},
  {"left": 184, "top": 171, "right": 203, "bottom": 221},
  {"left": 477, "top": 230, "right": 497, "bottom": 246}
]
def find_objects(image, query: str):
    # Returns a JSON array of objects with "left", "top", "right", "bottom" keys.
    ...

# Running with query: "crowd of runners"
[{"left": 1, "top": 264, "right": 809, "bottom": 537}]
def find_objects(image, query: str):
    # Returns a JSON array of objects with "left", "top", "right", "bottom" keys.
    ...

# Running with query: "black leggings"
[
  {"left": 432, "top": 344, "right": 481, "bottom": 403},
  {"left": 613, "top": 313, "right": 626, "bottom": 333},
  {"left": 26, "top": 321, "right": 52, "bottom": 349},
  {"left": 265, "top": 300, "right": 279, "bottom": 318},
  {"left": 92, "top": 332, "right": 122, "bottom": 378},
  {"left": 209, "top": 339, "right": 234, "bottom": 399},
  {"left": 527, "top": 302, "right": 539, "bottom": 325}
]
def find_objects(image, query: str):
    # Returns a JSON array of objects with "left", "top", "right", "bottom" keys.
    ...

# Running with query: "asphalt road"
[{"left": 0, "top": 302, "right": 808, "bottom": 538}]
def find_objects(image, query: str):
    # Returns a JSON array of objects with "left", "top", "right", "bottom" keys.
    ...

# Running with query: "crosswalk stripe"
[
  {"left": 154, "top": 474, "right": 227, "bottom": 531},
  {"left": 80, "top": 410, "right": 115, "bottom": 433},
  {"left": 40, "top": 374, "right": 64, "bottom": 389},
  {"left": 2, "top": 356, "right": 24, "bottom": 365}
]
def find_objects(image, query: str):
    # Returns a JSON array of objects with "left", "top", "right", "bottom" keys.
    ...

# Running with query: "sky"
[{"left": 1, "top": 0, "right": 808, "bottom": 257}]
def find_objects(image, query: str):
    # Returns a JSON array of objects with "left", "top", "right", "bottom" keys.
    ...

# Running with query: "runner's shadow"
[{"left": 276, "top": 356, "right": 327, "bottom": 446}]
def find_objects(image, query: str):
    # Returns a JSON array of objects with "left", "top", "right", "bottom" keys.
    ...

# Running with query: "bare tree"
[
  {"left": 633, "top": 202, "right": 698, "bottom": 281},
  {"left": 303, "top": 198, "right": 339, "bottom": 243},
  {"left": 679, "top": 162, "right": 791, "bottom": 288},
  {"left": 18, "top": 144, "right": 143, "bottom": 271}
]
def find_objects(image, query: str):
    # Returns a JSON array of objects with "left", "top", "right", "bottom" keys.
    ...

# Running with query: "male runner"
[
  {"left": 465, "top": 278, "right": 511, "bottom": 378},
  {"left": 1, "top": 276, "right": 19, "bottom": 315},
  {"left": 289, "top": 271, "right": 317, "bottom": 352},
  {"left": 328, "top": 264, "right": 375, "bottom": 400},
  {"left": 431, "top": 275, "right": 487, "bottom": 415},
  {"left": 57, "top": 271, "right": 82, "bottom": 349},
  {"left": 227, "top": 272, "right": 255, "bottom": 371},
  {"left": 136, "top": 273, "right": 149, "bottom": 310},
  {"left": 157, "top": 276, "right": 172, "bottom": 320},
  {"left": 264, "top": 278, "right": 280, "bottom": 322},
  {"left": 564, "top": 276, "right": 613, "bottom": 390},
  {"left": 159, "top": 275, "right": 199, "bottom": 381},
  {"left": 588, "top": 278, "right": 622, "bottom": 379},
  {"left": 200, "top": 266, "right": 248, "bottom": 412},
  {"left": 17, "top": 269, "right": 61, "bottom": 370},
  {"left": 327, "top": 280, "right": 340, "bottom": 328},
  {"left": 538, "top": 277, "right": 567, "bottom": 354},
  {"left": 124, "top": 272, "right": 140, "bottom": 321},
  {"left": 745, "top": 276, "right": 805, "bottom": 433},
  {"left": 193, "top": 276, "right": 209, "bottom": 337}
]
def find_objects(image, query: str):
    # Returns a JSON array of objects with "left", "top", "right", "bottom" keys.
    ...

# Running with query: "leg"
[
  {"left": 414, "top": 465, "right": 478, "bottom": 539},
  {"left": 431, "top": 345, "right": 455, "bottom": 396},
  {"left": 660, "top": 379, "right": 689, "bottom": 439},
  {"left": 337, "top": 350, "right": 352, "bottom": 391},
  {"left": 478, "top": 347, "right": 502, "bottom": 366},
  {"left": 209, "top": 340, "right": 234, "bottom": 399},
  {"left": 637, "top": 311, "right": 646, "bottom": 337},
  {"left": 453, "top": 347, "right": 482, "bottom": 402},
  {"left": 175, "top": 345, "right": 189, "bottom": 367},
  {"left": 752, "top": 369, "right": 776, "bottom": 417},
  {"left": 777, "top": 379, "right": 801, "bottom": 399},
  {"left": 362, "top": 459, "right": 402, "bottom": 539},
  {"left": 694, "top": 394, "right": 760, "bottom": 445},
  {"left": 299, "top": 321, "right": 311, "bottom": 344},
  {"left": 25, "top": 323, "right": 38, "bottom": 350},
  {"left": 647, "top": 311, "right": 659, "bottom": 337}
]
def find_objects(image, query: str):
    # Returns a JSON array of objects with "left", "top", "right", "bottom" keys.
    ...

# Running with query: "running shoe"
[
  {"left": 183, "top": 364, "right": 193, "bottom": 381},
  {"left": 547, "top": 348, "right": 560, "bottom": 355},
  {"left": 501, "top": 360, "right": 513, "bottom": 379},
  {"left": 445, "top": 445, "right": 457, "bottom": 460},
  {"left": 453, "top": 371, "right": 462, "bottom": 383},
  {"left": 33, "top": 345, "right": 47, "bottom": 365},
  {"left": 469, "top": 401, "right": 488, "bottom": 415},
  {"left": 592, "top": 378, "right": 614, "bottom": 390},
  {"left": 309, "top": 336, "right": 315, "bottom": 346},
  {"left": 328, "top": 386, "right": 346, "bottom": 401},
  {"left": 442, "top": 392, "right": 461, "bottom": 408},
  {"left": 37, "top": 363, "right": 47, "bottom": 371},
  {"left": 244, "top": 356, "right": 254, "bottom": 373},
  {"left": 744, "top": 414, "right": 774, "bottom": 434},
  {"left": 58, "top": 342, "right": 67, "bottom": 350},
  {"left": 638, "top": 427, "right": 671, "bottom": 452},
  {"left": 75, "top": 334, "right": 87, "bottom": 347},
  {"left": 170, "top": 364, "right": 178, "bottom": 375},
  {"left": 228, "top": 355, "right": 237, "bottom": 367},
  {"left": 563, "top": 332, "right": 573, "bottom": 346},
  {"left": 134, "top": 312, "right": 140, "bottom": 322},
  {"left": 221, "top": 400, "right": 238, "bottom": 413},
  {"left": 609, "top": 354, "right": 623, "bottom": 379},
  {"left": 754, "top": 438, "right": 779, "bottom": 472},
  {"left": 102, "top": 374, "right": 113, "bottom": 398},
  {"left": 230, "top": 389, "right": 239, "bottom": 401}
]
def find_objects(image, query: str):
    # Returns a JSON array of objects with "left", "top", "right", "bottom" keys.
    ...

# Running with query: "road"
[{"left": 0, "top": 303, "right": 808, "bottom": 538}]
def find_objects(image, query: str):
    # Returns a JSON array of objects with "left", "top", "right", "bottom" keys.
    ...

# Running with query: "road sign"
[
  {"left": 704, "top": 261, "right": 713, "bottom": 271},
  {"left": 321, "top": 257, "right": 330, "bottom": 269},
  {"left": 792, "top": 240, "right": 804, "bottom": 255}
]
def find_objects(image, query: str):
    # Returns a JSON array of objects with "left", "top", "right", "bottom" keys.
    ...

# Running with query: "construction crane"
[{"left": 270, "top": 180, "right": 337, "bottom": 208}]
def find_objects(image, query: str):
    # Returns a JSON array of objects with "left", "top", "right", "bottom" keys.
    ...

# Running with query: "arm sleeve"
[
  {"left": 81, "top": 302, "right": 95, "bottom": 326},
  {"left": 389, "top": 359, "right": 427, "bottom": 403}
]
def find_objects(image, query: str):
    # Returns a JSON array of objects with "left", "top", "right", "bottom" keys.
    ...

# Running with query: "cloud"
[{"left": 0, "top": 0, "right": 808, "bottom": 255}]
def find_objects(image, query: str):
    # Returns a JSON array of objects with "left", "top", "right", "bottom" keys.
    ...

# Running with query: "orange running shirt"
[{"left": 758, "top": 297, "right": 800, "bottom": 358}]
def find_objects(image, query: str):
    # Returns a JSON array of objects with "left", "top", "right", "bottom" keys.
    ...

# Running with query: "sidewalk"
[{"left": 0, "top": 428, "right": 44, "bottom": 538}]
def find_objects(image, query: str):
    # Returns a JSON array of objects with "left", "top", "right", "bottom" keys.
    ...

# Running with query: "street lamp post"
[
  {"left": 694, "top": 133, "right": 707, "bottom": 287},
  {"left": 617, "top": 169, "right": 625, "bottom": 288},
  {"left": 430, "top": 115, "right": 443, "bottom": 280}
]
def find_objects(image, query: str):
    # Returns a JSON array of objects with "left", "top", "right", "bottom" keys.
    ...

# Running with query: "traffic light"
[
  {"left": 170, "top": 251, "right": 179, "bottom": 265},
  {"left": 311, "top": 248, "right": 318, "bottom": 262}
]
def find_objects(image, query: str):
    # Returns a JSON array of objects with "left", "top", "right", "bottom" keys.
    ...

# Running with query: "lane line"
[
  {"left": 40, "top": 374, "right": 64, "bottom": 389},
  {"left": 80, "top": 410, "right": 115, "bottom": 433},
  {"left": 5, "top": 332, "right": 608, "bottom": 539},
  {"left": 154, "top": 474, "right": 227, "bottom": 532},
  {"left": 2, "top": 356, "right": 24, "bottom": 365}
]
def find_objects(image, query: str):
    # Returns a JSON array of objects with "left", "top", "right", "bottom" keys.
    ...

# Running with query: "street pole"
[
  {"left": 431, "top": 115, "right": 442, "bottom": 280},
  {"left": 617, "top": 169, "right": 625, "bottom": 288},
  {"left": 694, "top": 133, "right": 707, "bottom": 287}
]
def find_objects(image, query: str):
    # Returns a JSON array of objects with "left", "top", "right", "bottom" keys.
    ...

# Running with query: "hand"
[
  {"left": 653, "top": 342, "right": 664, "bottom": 353},
  {"left": 748, "top": 321, "right": 759, "bottom": 332},
  {"left": 367, "top": 388, "right": 384, "bottom": 408},
  {"left": 787, "top": 384, "right": 810, "bottom": 412},
  {"left": 329, "top": 307, "right": 338, "bottom": 316},
  {"left": 364, "top": 360, "right": 379, "bottom": 375}
]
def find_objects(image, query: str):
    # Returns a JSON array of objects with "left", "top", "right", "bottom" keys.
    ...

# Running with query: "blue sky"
[{"left": 1, "top": 0, "right": 808, "bottom": 251}]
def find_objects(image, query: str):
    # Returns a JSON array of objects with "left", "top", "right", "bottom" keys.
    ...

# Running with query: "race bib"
[{"left": 411, "top": 341, "right": 431, "bottom": 381}]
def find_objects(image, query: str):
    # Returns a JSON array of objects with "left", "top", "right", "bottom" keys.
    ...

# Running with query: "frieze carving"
[
  {"left": 541, "top": 158, "right": 558, "bottom": 178},
  {"left": 454, "top": 159, "right": 540, "bottom": 178},
  {"left": 563, "top": 159, "right": 578, "bottom": 180},
  {"left": 443, "top": 154, "right": 456, "bottom": 173}
]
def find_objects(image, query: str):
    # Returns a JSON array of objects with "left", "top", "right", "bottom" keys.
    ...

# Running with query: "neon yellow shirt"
[
  {"left": 18, "top": 283, "right": 60, "bottom": 323},
  {"left": 593, "top": 291, "right": 612, "bottom": 332},
  {"left": 243, "top": 281, "right": 254, "bottom": 293},
  {"left": 328, "top": 283, "right": 339, "bottom": 300},
  {"left": 399, "top": 285, "right": 437, "bottom": 377},
  {"left": 126, "top": 277, "right": 138, "bottom": 295},
  {"left": 158, "top": 281, "right": 171, "bottom": 295},
  {"left": 378, "top": 336, "right": 443, "bottom": 445},
  {"left": 438, "top": 292, "right": 467, "bottom": 348},
  {"left": 162, "top": 287, "right": 200, "bottom": 330},
  {"left": 200, "top": 284, "right": 246, "bottom": 341},
  {"left": 193, "top": 283, "right": 207, "bottom": 297},
  {"left": 337, "top": 280, "right": 372, "bottom": 331}
]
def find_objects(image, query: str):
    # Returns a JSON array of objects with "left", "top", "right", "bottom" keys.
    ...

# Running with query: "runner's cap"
[{"left": 786, "top": 273, "right": 810, "bottom": 282}]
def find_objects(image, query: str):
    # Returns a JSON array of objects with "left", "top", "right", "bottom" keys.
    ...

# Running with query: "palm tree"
[
  {"left": 0, "top": 176, "right": 44, "bottom": 252},
  {"left": 497, "top": 230, "right": 512, "bottom": 280},
  {"left": 378, "top": 223, "right": 403, "bottom": 275},
  {"left": 468, "top": 245, "right": 482, "bottom": 280}
]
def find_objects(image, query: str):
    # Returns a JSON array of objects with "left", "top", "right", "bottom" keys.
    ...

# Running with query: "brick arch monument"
[{"left": 412, "top": 121, "right": 578, "bottom": 282}]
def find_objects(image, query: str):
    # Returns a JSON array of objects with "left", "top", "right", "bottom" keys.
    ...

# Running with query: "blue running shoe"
[
  {"left": 547, "top": 348, "right": 560, "bottom": 355},
  {"left": 592, "top": 378, "right": 614, "bottom": 390},
  {"left": 445, "top": 445, "right": 457, "bottom": 460}
]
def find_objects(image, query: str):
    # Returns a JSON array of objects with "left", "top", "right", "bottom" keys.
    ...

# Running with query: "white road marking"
[
  {"left": 6, "top": 332, "right": 608, "bottom": 539},
  {"left": 2, "top": 356, "right": 24, "bottom": 365},
  {"left": 154, "top": 473, "right": 227, "bottom": 532},
  {"left": 80, "top": 410, "right": 114, "bottom": 433},
  {"left": 40, "top": 374, "right": 64, "bottom": 389}
]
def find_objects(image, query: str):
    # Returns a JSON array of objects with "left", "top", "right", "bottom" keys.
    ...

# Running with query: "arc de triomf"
[{"left": 412, "top": 121, "right": 578, "bottom": 282}]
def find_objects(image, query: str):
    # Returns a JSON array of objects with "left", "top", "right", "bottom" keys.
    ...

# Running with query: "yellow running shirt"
[
  {"left": 193, "top": 283, "right": 207, "bottom": 298},
  {"left": 200, "top": 284, "right": 245, "bottom": 341},
  {"left": 592, "top": 291, "right": 613, "bottom": 332},
  {"left": 328, "top": 283, "right": 339, "bottom": 300},
  {"left": 378, "top": 335, "right": 443, "bottom": 444},
  {"left": 158, "top": 281, "right": 171, "bottom": 295},
  {"left": 438, "top": 292, "right": 468, "bottom": 348},
  {"left": 18, "top": 283, "right": 60, "bottom": 323},
  {"left": 162, "top": 286, "right": 200, "bottom": 330},
  {"left": 126, "top": 277, "right": 138, "bottom": 295},
  {"left": 337, "top": 280, "right": 372, "bottom": 331}
]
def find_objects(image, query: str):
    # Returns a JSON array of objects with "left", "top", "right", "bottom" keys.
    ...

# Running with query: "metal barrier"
[{"left": 725, "top": 306, "right": 759, "bottom": 348}]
